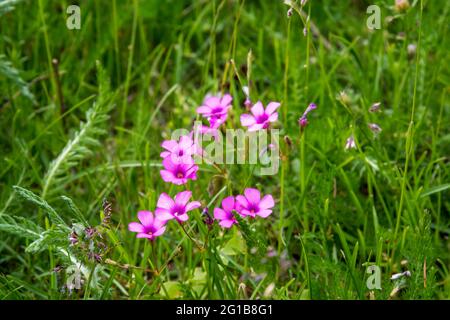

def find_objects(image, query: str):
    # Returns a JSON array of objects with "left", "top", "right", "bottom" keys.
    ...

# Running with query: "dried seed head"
[
  {"left": 283, "top": 135, "right": 292, "bottom": 148},
  {"left": 338, "top": 90, "right": 351, "bottom": 104},
  {"left": 53, "top": 265, "right": 63, "bottom": 273},
  {"left": 395, "top": 0, "right": 410, "bottom": 12}
]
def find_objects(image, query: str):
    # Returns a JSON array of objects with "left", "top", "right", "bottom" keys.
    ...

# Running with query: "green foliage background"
[{"left": 0, "top": 0, "right": 449, "bottom": 299}]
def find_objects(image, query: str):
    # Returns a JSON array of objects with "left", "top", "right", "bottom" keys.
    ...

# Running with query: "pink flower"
[
  {"left": 128, "top": 211, "right": 166, "bottom": 241},
  {"left": 235, "top": 188, "right": 275, "bottom": 218},
  {"left": 368, "top": 123, "right": 382, "bottom": 134},
  {"left": 160, "top": 157, "right": 198, "bottom": 185},
  {"left": 214, "top": 196, "right": 238, "bottom": 228},
  {"left": 160, "top": 135, "right": 196, "bottom": 163},
  {"left": 155, "top": 191, "right": 201, "bottom": 223},
  {"left": 345, "top": 135, "right": 356, "bottom": 150},
  {"left": 196, "top": 94, "right": 233, "bottom": 129},
  {"left": 240, "top": 101, "right": 280, "bottom": 132},
  {"left": 298, "top": 103, "right": 317, "bottom": 128}
]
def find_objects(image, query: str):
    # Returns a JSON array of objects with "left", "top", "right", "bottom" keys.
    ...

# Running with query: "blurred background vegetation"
[{"left": 0, "top": 0, "right": 449, "bottom": 299}]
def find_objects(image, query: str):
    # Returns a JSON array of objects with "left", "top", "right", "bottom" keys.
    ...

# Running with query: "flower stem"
[{"left": 179, "top": 222, "right": 204, "bottom": 251}]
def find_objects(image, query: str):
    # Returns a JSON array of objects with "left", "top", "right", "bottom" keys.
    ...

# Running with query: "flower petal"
[
  {"left": 268, "top": 112, "right": 278, "bottom": 122},
  {"left": 257, "top": 209, "right": 272, "bottom": 218},
  {"left": 177, "top": 213, "right": 189, "bottom": 222},
  {"left": 153, "top": 226, "right": 166, "bottom": 237},
  {"left": 128, "top": 222, "right": 144, "bottom": 233},
  {"left": 265, "top": 102, "right": 280, "bottom": 115},
  {"left": 160, "top": 151, "right": 171, "bottom": 158},
  {"left": 221, "top": 94, "right": 233, "bottom": 107},
  {"left": 259, "top": 194, "right": 274, "bottom": 210},
  {"left": 214, "top": 208, "right": 227, "bottom": 220},
  {"left": 155, "top": 208, "right": 174, "bottom": 221},
  {"left": 240, "top": 114, "right": 256, "bottom": 127},
  {"left": 204, "top": 96, "right": 221, "bottom": 108},
  {"left": 157, "top": 193, "right": 175, "bottom": 210},
  {"left": 186, "top": 201, "right": 201, "bottom": 212},
  {"left": 175, "top": 190, "right": 192, "bottom": 206},
  {"left": 162, "top": 157, "right": 177, "bottom": 170},
  {"left": 251, "top": 101, "right": 264, "bottom": 116},
  {"left": 179, "top": 135, "right": 193, "bottom": 149},
  {"left": 235, "top": 195, "right": 249, "bottom": 210},
  {"left": 247, "top": 123, "right": 265, "bottom": 132},
  {"left": 161, "top": 140, "right": 177, "bottom": 152},
  {"left": 196, "top": 106, "right": 212, "bottom": 115},
  {"left": 219, "top": 219, "right": 235, "bottom": 228},
  {"left": 137, "top": 211, "right": 154, "bottom": 227},
  {"left": 240, "top": 209, "right": 256, "bottom": 218},
  {"left": 221, "top": 196, "right": 235, "bottom": 213},
  {"left": 160, "top": 170, "right": 175, "bottom": 183},
  {"left": 244, "top": 188, "right": 261, "bottom": 205},
  {"left": 153, "top": 217, "right": 167, "bottom": 228},
  {"left": 136, "top": 233, "right": 153, "bottom": 239}
]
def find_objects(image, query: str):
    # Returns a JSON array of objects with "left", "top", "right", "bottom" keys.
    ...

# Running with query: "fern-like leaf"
[
  {"left": 13, "top": 185, "right": 69, "bottom": 229},
  {"left": 0, "top": 214, "right": 43, "bottom": 240},
  {"left": 42, "top": 61, "right": 113, "bottom": 198},
  {"left": 0, "top": 54, "right": 34, "bottom": 102},
  {"left": 0, "top": 0, "right": 26, "bottom": 17}
]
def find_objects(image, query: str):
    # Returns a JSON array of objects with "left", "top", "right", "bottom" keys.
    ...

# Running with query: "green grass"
[{"left": 0, "top": 0, "right": 449, "bottom": 300}]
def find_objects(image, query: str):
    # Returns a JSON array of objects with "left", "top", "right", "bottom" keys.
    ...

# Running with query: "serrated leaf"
[
  {"left": 41, "top": 62, "right": 114, "bottom": 197},
  {"left": 13, "top": 186, "right": 68, "bottom": 229},
  {"left": 0, "top": 54, "right": 34, "bottom": 101}
]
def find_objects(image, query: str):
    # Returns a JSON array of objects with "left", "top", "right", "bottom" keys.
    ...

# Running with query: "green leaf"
[
  {"left": 13, "top": 186, "right": 69, "bottom": 229},
  {"left": 420, "top": 184, "right": 450, "bottom": 197},
  {"left": 41, "top": 62, "right": 114, "bottom": 198},
  {"left": 0, "top": 54, "right": 34, "bottom": 101},
  {"left": 221, "top": 231, "right": 247, "bottom": 256},
  {"left": 0, "top": 214, "right": 42, "bottom": 240},
  {"left": 161, "top": 281, "right": 183, "bottom": 299},
  {"left": 60, "top": 195, "right": 89, "bottom": 225}
]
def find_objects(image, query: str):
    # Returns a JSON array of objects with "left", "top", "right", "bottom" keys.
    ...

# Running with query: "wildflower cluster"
[
  {"left": 128, "top": 92, "right": 279, "bottom": 241},
  {"left": 68, "top": 198, "right": 113, "bottom": 264}
]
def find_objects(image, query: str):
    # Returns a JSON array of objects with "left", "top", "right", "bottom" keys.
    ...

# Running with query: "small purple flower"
[
  {"left": 345, "top": 135, "right": 356, "bottom": 150},
  {"left": 197, "top": 94, "right": 233, "bottom": 129},
  {"left": 298, "top": 117, "right": 308, "bottom": 127},
  {"left": 69, "top": 231, "right": 78, "bottom": 245},
  {"left": 298, "top": 103, "right": 317, "bottom": 128},
  {"left": 160, "top": 135, "right": 196, "bottom": 163},
  {"left": 214, "top": 196, "right": 238, "bottom": 228},
  {"left": 160, "top": 157, "right": 198, "bottom": 185},
  {"left": 368, "top": 123, "right": 382, "bottom": 134},
  {"left": 244, "top": 97, "right": 252, "bottom": 110},
  {"left": 128, "top": 210, "right": 166, "bottom": 241},
  {"left": 240, "top": 101, "right": 280, "bottom": 132},
  {"left": 155, "top": 191, "right": 201, "bottom": 223},
  {"left": 369, "top": 102, "right": 381, "bottom": 113},
  {"left": 202, "top": 207, "right": 214, "bottom": 226},
  {"left": 287, "top": 8, "right": 293, "bottom": 18},
  {"left": 84, "top": 227, "right": 96, "bottom": 239},
  {"left": 235, "top": 188, "right": 275, "bottom": 218}
]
